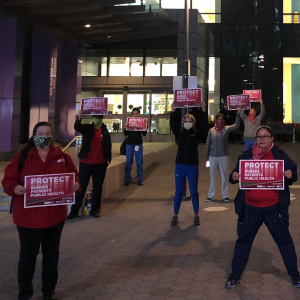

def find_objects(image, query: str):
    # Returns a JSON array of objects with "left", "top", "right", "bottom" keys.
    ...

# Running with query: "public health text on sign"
[
  {"left": 174, "top": 89, "right": 202, "bottom": 107},
  {"left": 81, "top": 97, "right": 108, "bottom": 115},
  {"left": 126, "top": 117, "right": 148, "bottom": 131},
  {"left": 24, "top": 173, "right": 75, "bottom": 208},
  {"left": 239, "top": 160, "right": 284, "bottom": 190}
]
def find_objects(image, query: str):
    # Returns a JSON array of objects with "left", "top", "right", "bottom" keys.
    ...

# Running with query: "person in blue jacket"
[{"left": 225, "top": 125, "right": 300, "bottom": 289}]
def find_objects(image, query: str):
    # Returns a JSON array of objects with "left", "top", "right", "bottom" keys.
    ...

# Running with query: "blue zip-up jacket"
[{"left": 229, "top": 145, "right": 297, "bottom": 219}]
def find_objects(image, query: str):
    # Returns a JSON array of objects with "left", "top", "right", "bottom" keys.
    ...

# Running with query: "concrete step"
[
  {"left": 0, "top": 192, "right": 11, "bottom": 202},
  {"left": 0, "top": 189, "right": 11, "bottom": 211},
  {"left": 0, "top": 201, "right": 11, "bottom": 211}
]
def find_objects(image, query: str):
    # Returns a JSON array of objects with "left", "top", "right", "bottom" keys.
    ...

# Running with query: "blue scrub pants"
[
  {"left": 244, "top": 138, "right": 255, "bottom": 150},
  {"left": 231, "top": 203, "right": 299, "bottom": 278},
  {"left": 125, "top": 144, "right": 143, "bottom": 183},
  {"left": 174, "top": 164, "right": 199, "bottom": 214}
]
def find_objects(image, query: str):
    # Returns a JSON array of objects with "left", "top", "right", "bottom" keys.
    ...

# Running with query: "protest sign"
[
  {"left": 174, "top": 89, "right": 202, "bottom": 107},
  {"left": 239, "top": 160, "right": 284, "bottom": 190},
  {"left": 227, "top": 94, "right": 251, "bottom": 110},
  {"left": 126, "top": 117, "right": 148, "bottom": 131},
  {"left": 24, "top": 173, "right": 75, "bottom": 208},
  {"left": 81, "top": 97, "right": 108, "bottom": 115}
]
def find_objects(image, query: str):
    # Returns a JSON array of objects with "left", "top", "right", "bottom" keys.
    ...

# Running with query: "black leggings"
[{"left": 17, "top": 221, "right": 65, "bottom": 299}]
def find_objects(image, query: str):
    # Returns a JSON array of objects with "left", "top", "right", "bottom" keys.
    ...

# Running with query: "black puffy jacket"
[{"left": 74, "top": 119, "right": 112, "bottom": 162}]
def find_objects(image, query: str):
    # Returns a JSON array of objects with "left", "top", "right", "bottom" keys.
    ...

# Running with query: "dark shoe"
[
  {"left": 193, "top": 216, "right": 200, "bottom": 226},
  {"left": 92, "top": 212, "right": 100, "bottom": 218},
  {"left": 138, "top": 181, "right": 143, "bottom": 186},
  {"left": 205, "top": 197, "right": 212, "bottom": 202},
  {"left": 124, "top": 182, "right": 130, "bottom": 186},
  {"left": 19, "top": 298, "right": 31, "bottom": 300},
  {"left": 225, "top": 273, "right": 240, "bottom": 289},
  {"left": 170, "top": 216, "right": 179, "bottom": 226},
  {"left": 292, "top": 275, "right": 300, "bottom": 288},
  {"left": 224, "top": 198, "right": 230, "bottom": 203},
  {"left": 67, "top": 213, "right": 78, "bottom": 220},
  {"left": 43, "top": 293, "right": 58, "bottom": 300}
]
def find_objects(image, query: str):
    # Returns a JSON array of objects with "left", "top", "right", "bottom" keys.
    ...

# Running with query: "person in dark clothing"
[
  {"left": 169, "top": 102, "right": 207, "bottom": 226},
  {"left": 68, "top": 112, "right": 112, "bottom": 219},
  {"left": 124, "top": 107, "right": 147, "bottom": 186},
  {"left": 225, "top": 125, "right": 300, "bottom": 289}
]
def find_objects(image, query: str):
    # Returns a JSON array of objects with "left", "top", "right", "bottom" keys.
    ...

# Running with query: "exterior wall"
[{"left": 0, "top": 17, "right": 24, "bottom": 157}]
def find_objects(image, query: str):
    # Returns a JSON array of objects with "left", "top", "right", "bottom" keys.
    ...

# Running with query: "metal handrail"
[
  {"left": 62, "top": 135, "right": 82, "bottom": 166},
  {"left": 62, "top": 135, "right": 82, "bottom": 151}
]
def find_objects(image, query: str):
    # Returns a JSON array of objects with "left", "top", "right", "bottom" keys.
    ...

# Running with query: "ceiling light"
[
  {"left": 108, "top": 35, "right": 111, "bottom": 38},
  {"left": 85, "top": 24, "right": 91, "bottom": 28}
]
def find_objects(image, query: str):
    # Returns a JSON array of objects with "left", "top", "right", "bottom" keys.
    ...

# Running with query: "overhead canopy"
[{"left": 0, "top": 0, "right": 178, "bottom": 45}]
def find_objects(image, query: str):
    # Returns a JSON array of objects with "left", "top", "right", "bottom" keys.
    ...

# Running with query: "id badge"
[{"left": 134, "top": 146, "right": 139, "bottom": 152}]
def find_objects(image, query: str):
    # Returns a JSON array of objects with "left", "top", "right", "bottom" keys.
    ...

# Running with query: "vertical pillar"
[
  {"left": 29, "top": 30, "right": 57, "bottom": 134},
  {"left": 0, "top": 17, "right": 24, "bottom": 154},
  {"left": 57, "top": 39, "right": 81, "bottom": 143}
]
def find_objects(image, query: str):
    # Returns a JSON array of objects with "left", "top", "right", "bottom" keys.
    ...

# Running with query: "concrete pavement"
[{"left": 2, "top": 142, "right": 300, "bottom": 300}]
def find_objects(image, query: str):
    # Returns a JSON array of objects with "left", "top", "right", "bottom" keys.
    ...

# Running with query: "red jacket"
[{"left": 2, "top": 145, "right": 80, "bottom": 228}]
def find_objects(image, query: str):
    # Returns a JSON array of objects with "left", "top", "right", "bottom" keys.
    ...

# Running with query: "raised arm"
[
  {"left": 239, "top": 109, "right": 246, "bottom": 121},
  {"left": 257, "top": 101, "right": 265, "bottom": 123},
  {"left": 226, "top": 110, "right": 241, "bottom": 134},
  {"left": 170, "top": 103, "right": 181, "bottom": 138}
]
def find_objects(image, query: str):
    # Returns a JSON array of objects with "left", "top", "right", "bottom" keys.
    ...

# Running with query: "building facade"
[{"left": 0, "top": 0, "right": 299, "bottom": 155}]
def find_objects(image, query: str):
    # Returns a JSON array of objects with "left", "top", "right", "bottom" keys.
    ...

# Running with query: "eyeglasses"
[{"left": 256, "top": 135, "right": 271, "bottom": 140}]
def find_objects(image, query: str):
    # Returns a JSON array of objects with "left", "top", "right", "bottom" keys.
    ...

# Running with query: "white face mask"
[{"left": 184, "top": 123, "right": 193, "bottom": 130}]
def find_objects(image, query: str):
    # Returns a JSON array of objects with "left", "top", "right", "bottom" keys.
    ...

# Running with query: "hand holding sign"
[
  {"left": 71, "top": 182, "right": 80, "bottom": 192},
  {"left": 284, "top": 170, "right": 292, "bottom": 179},
  {"left": 14, "top": 185, "right": 26, "bottom": 195},
  {"left": 232, "top": 172, "right": 240, "bottom": 182}
]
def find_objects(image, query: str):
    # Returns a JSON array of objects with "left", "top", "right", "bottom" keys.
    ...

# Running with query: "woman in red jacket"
[{"left": 2, "top": 122, "right": 80, "bottom": 300}]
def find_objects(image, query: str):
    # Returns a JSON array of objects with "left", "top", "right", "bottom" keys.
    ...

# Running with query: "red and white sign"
[
  {"left": 174, "top": 88, "right": 202, "bottom": 107},
  {"left": 239, "top": 160, "right": 284, "bottom": 190},
  {"left": 227, "top": 94, "right": 251, "bottom": 110},
  {"left": 81, "top": 97, "right": 108, "bottom": 115},
  {"left": 126, "top": 117, "right": 147, "bottom": 131},
  {"left": 243, "top": 90, "right": 262, "bottom": 102},
  {"left": 24, "top": 173, "right": 75, "bottom": 208}
]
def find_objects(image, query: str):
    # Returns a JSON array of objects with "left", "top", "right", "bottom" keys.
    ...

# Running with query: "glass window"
[
  {"left": 109, "top": 57, "right": 130, "bottom": 76},
  {"left": 221, "top": 0, "right": 251, "bottom": 13},
  {"left": 109, "top": 49, "right": 143, "bottom": 77},
  {"left": 162, "top": 58, "right": 177, "bottom": 76},
  {"left": 283, "top": 0, "right": 300, "bottom": 23},
  {"left": 283, "top": 25, "right": 300, "bottom": 56},
  {"left": 105, "top": 118, "right": 123, "bottom": 133},
  {"left": 131, "top": 57, "right": 143, "bottom": 76},
  {"left": 81, "top": 57, "right": 107, "bottom": 76},
  {"left": 103, "top": 94, "right": 123, "bottom": 114},
  {"left": 150, "top": 117, "right": 171, "bottom": 134},
  {"left": 145, "top": 57, "right": 161, "bottom": 76},
  {"left": 151, "top": 93, "right": 174, "bottom": 114},
  {"left": 251, "top": 25, "right": 282, "bottom": 56},
  {"left": 82, "top": 49, "right": 107, "bottom": 77},
  {"left": 145, "top": 49, "right": 177, "bottom": 76},
  {"left": 127, "top": 94, "right": 145, "bottom": 113},
  {"left": 221, "top": 25, "right": 251, "bottom": 57}
]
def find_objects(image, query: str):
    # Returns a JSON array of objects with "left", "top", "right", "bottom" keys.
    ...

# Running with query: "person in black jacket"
[
  {"left": 169, "top": 102, "right": 206, "bottom": 226},
  {"left": 124, "top": 107, "right": 147, "bottom": 186},
  {"left": 225, "top": 125, "right": 300, "bottom": 289},
  {"left": 68, "top": 111, "right": 112, "bottom": 219}
]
